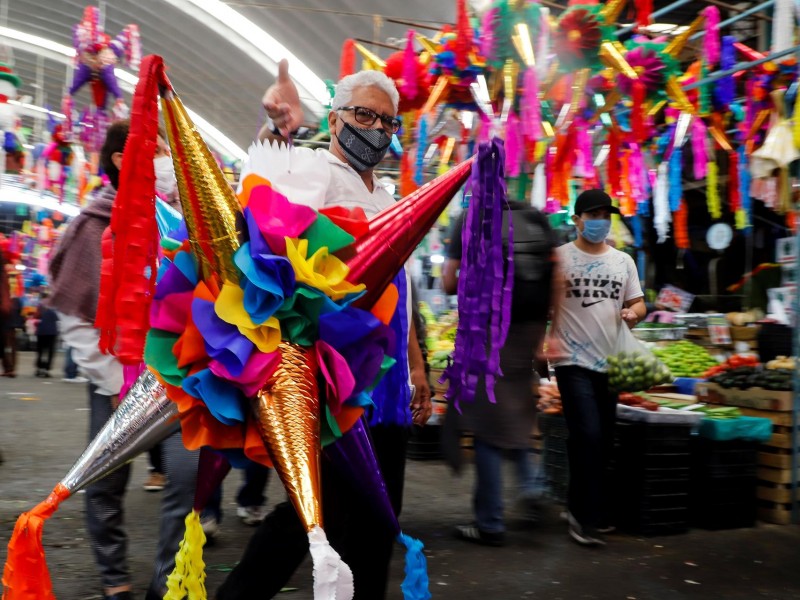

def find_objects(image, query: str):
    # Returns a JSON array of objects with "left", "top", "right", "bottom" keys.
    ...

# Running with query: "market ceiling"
[{"left": 1, "top": 0, "right": 730, "bottom": 157}]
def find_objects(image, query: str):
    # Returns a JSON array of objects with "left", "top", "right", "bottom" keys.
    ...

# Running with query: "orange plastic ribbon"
[{"left": 2, "top": 483, "right": 71, "bottom": 600}]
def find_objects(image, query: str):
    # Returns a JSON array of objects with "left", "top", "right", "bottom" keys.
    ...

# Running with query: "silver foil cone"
[{"left": 61, "top": 370, "right": 180, "bottom": 493}]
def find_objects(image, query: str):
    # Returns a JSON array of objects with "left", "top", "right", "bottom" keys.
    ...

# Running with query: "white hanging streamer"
[
  {"left": 531, "top": 162, "right": 546, "bottom": 209},
  {"left": 772, "top": 0, "right": 796, "bottom": 58},
  {"left": 309, "top": 526, "right": 354, "bottom": 600},
  {"left": 654, "top": 162, "right": 671, "bottom": 244}
]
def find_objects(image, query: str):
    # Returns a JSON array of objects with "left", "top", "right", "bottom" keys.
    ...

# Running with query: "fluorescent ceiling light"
[
  {"left": 0, "top": 27, "right": 246, "bottom": 160},
  {"left": 163, "top": 0, "right": 328, "bottom": 115},
  {"left": 1, "top": 179, "right": 81, "bottom": 217}
]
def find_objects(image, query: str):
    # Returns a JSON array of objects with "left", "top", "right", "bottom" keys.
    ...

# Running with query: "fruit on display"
[
  {"left": 702, "top": 353, "right": 759, "bottom": 378},
  {"left": 766, "top": 356, "right": 796, "bottom": 370},
  {"left": 708, "top": 366, "right": 793, "bottom": 391},
  {"left": 607, "top": 351, "right": 673, "bottom": 392},
  {"left": 652, "top": 341, "right": 719, "bottom": 378},
  {"left": 725, "top": 309, "right": 763, "bottom": 327}
]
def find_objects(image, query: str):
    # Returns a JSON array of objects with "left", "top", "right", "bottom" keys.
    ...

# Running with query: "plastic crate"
[
  {"left": 406, "top": 425, "right": 442, "bottom": 460},
  {"left": 618, "top": 506, "right": 690, "bottom": 536},
  {"left": 692, "top": 498, "right": 757, "bottom": 530},
  {"left": 540, "top": 414, "right": 570, "bottom": 503}
]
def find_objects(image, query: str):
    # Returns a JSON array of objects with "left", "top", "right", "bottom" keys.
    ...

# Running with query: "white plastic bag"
[{"left": 607, "top": 323, "right": 672, "bottom": 392}]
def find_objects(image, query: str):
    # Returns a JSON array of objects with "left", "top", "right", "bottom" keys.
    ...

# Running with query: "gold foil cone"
[
  {"left": 665, "top": 15, "right": 705, "bottom": 58},
  {"left": 665, "top": 76, "right": 695, "bottom": 114},
  {"left": 354, "top": 43, "right": 387, "bottom": 71},
  {"left": 599, "top": 42, "right": 638, "bottom": 80},
  {"left": 161, "top": 90, "right": 243, "bottom": 284},
  {"left": 422, "top": 75, "right": 449, "bottom": 114},
  {"left": 601, "top": 0, "right": 628, "bottom": 24},
  {"left": 252, "top": 342, "right": 322, "bottom": 532}
]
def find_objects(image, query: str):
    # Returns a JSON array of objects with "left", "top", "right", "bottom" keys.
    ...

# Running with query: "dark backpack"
[{"left": 503, "top": 205, "right": 555, "bottom": 322}]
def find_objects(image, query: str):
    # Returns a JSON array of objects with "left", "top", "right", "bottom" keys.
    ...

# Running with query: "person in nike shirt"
[{"left": 546, "top": 189, "right": 646, "bottom": 547}]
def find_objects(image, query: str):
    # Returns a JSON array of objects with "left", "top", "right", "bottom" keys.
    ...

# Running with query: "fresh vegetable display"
[
  {"left": 420, "top": 303, "right": 458, "bottom": 368},
  {"left": 618, "top": 392, "right": 660, "bottom": 411},
  {"left": 652, "top": 341, "right": 719, "bottom": 378},
  {"left": 607, "top": 351, "right": 673, "bottom": 392},
  {"left": 702, "top": 354, "right": 759, "bottom": 378},
  {"left": 708, "top": 366, "right": 793, "bottom": 391}
]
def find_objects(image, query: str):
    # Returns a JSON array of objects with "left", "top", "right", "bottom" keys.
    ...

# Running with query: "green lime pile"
[
  {"left": 652, "top": 340, "right": 719, "bottom": 378},
  {"left": 608, "top": 351, "right": 673, "bottom": 392}
]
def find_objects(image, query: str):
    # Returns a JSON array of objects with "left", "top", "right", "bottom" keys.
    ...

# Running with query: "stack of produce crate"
[{"left": 612, "top": 419, "right": 695, "bottom": 535}]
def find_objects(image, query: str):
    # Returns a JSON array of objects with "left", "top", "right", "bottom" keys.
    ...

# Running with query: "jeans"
[
  {"left": 86, "top": 385, "right": 132, "bottom": 589},
  {"left": 473, "top": 437, "right": 540, "bottom": 534},
  {"left": 203, "top": 459, "right": 271, "bottom": 523},
  {"left": 63, "top": 346, "right": 78, "bottom": 379},
  {"left": 554, "top": 365, "right": 617, "bottom": 530}
]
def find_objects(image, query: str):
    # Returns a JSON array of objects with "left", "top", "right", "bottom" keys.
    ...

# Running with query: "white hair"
[{"left": 332, "top": 70, "right": 400, "bottom": 114}]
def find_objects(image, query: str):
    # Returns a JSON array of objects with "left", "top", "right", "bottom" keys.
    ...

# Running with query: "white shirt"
[
  {"left": 58, "top": 312, "right": 124, "bottom": 396},
  {"left": 551, "top": 243, "right": 644, "bottom": 372}
]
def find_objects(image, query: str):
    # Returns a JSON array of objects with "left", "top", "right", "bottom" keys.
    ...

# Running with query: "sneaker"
[
  {"left": 454, "top": 523, "right": 505, "bottom": 547},
  {"left": 237, "top": 505, "right": 267, "bottom": 525},
  {"left": 566, "top": 512, "right": 606, "bottom": 547},
  {"left": 596, "top": 525, "right": 616, "bottom": 534},
  {"left": 200, "top": 515, "right": 220, "bottom": 539},
  {"left": 62, "top": 376, "right": 89, "bottom": 383},
  {"left": 143, "top": 472, "right": 167, "bottom": 492}
]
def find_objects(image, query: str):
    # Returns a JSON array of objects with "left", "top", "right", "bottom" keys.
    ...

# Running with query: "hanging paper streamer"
[
  {"left": 340, "top": 39, "right": 357, "bottom": 80},
  {"left": 520, "top": 67, "right": 541, "bottom": 143},
  {"left": 668, "top": 147, "right": 683, "bottom": 212},
  {"left": 532, "top": 163, "right": 546, "bottom": 209},
  {"left": 716, "top": 36, "right": 736, "bottom": 109},
  {"left": 772, "top": 0, "right": 795, "bottom": 59},
  {"left": 415, "top": 116, "right": 428, "bottom": 186},
  {"left": 443, "top": 139, "right": 513, "bottom": 409},
  {"left": 674, "top": 202, "right": 690, "bottom": 249},
  {"left": 706, "top": 161, "right": 721, "bottom": 219},
  {"left": 505, "top": 109, "right": 522, "bottom": 177},
  {"left": 691, "top": 118, "right": 708, "bottom": 180},
  {"left": 701, "top": 6, "right": 721, "bottom": 66},
  {"left": 653, "top": 162, "right": 672, "bottom": 244},
  {"left": 728, "top": 150, "right": 741, "bottom": 212}
]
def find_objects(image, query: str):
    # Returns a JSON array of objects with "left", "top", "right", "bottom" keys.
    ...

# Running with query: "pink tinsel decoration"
[
  {"left": 505, "top": 109, "right": 522, "bottom": 177},
  {"left": 691, "top": 117, "right": 708, "bottom": 180},
  {"left": 481, "top": 8, "right": 499, "bottom": 63},
  {"left": 401, "top": 29, "right": 419, "bottom": 101},
  {"left": 577, "top": 124, "right": 595, "bottom": 180},
  {"left": 702, "top": 6, "right": 720, "bottom": 66},
  {"left": 520, "top": 67, "right": 540, "bottom": 142}
]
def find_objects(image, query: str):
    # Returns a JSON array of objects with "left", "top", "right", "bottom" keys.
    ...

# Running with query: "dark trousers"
[
  {"left": 204, "top": 459, "right": 271, "bottom": 523},
  {"left": 64, "top": 346, "right": 78, "bottom": 379},
  {"left": 2, "top": 328, "right": 17, "bottom": 374},
  {"left": 86, "top": 385, "right": 132, "bottom": 589},
  {"left": 216, "top": 424, "right": 409, "bottom": 600},
  {"left": 554, "top": 365, "right": 617, "bottom": 530},
  {"left": 148, "top": 444, "right": 164, "bottom": 474},
  {"left": 36, "top": 334, "right": 56, "bottom": 371}
]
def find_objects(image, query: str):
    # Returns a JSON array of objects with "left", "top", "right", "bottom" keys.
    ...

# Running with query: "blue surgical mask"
[{"left": 581, "top": 219, "right": 611, "bottom": 243}]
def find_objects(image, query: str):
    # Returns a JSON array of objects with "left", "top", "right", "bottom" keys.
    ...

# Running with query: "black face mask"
[{"left": 336, "top": 121, "right": 391, "bottom": 172}]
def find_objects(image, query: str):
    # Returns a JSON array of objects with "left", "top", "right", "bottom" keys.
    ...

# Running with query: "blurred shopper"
[
  {"left": 49, "top": 120, "right": 198, "bottom": 600},
  {"left": 35, "top": 292, "right": 59, "bottom": 377},
  {"left": 442, "top": 201, "right": 557, "bottom": 546}
]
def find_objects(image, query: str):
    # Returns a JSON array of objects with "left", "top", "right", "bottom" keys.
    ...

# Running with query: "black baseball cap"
[{"left": 574, "top": 189, "right": 620, "bottom": 216}]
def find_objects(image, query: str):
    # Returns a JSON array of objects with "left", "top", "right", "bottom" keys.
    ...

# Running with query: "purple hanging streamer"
[{"left": 443, "top": 138, "right": 513, "bottom": 410}]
